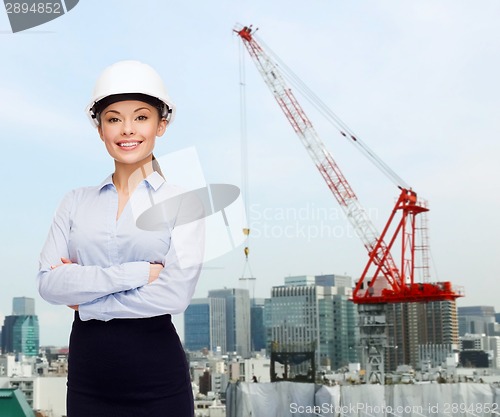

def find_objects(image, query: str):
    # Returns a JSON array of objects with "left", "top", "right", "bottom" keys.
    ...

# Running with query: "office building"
[
  {"left": 12, "top": 297, "right": 35, "bottom": 316},
  {"left": 1, "top": 297, "right": 39, "bottom": 357},
  {"left": 283, "top": 274, "right": 352, "bottom": 288},
  {"left": 332, "top": 289, "right": 359, "bottom": 366},
  {"left": 458, "top": 306, "right": 497, "bottom": 337},
  {"left": 266, "top": 274, "right": 358, "bottom": 370},
  {"left": 208, "top": 288, "right": 251, "bottom": 358},
  {"left": 184, "top": 298, "right": 226, "bottom": 353},
  {"left": 315, "top": 274, "right": 352, "bottom": 288},
  {"left": 250, "top": 298, "right": 267, "bottom": 352}
]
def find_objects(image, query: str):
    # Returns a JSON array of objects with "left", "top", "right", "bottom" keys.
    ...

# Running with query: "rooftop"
[{"left": 0, "top": 389, "right": 35, "bottom": 417}]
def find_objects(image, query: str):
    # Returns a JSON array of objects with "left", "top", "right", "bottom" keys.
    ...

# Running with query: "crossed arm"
[
  {"left": 37, "top": 189, "right": 205, "bottom": 321},
  {"left": 50, "top": 257, "right": 164, "bottom": 311}
]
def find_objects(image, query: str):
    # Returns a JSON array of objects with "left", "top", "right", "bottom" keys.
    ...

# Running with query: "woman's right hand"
[{"left": 148, "top": 263, "right": 164, "bottom": 284}]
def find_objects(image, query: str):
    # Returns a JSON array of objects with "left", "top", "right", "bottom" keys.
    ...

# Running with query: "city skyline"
[
  {"left": 3, "top": 274, "right": 499, "bottom": 346},
  {"left": 1, "top": 1, "right": 499, "bottom": 346},
  {"left": 4, "top": 287, "right": 498, "bottom": 353},
  {"left": 2, "top": 269, "right": 500, "bottom": 347}
]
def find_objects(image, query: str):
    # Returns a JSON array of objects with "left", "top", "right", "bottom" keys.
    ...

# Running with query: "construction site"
[{"left": 222, "top": 23, "right": 499, "bottom": 416}]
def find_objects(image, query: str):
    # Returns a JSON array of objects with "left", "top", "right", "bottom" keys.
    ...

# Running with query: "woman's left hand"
[
  {"left": 50, "top": 257, "right": 73, "bottom": 269},
  {"left": 50, "top": 257, "right": 80, "bottom": 311}
]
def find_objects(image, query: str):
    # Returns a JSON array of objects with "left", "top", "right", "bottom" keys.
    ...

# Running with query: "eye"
[
  {"left": 136, "top": 115, "right": 148, "bottom": 121},
  {"left": 107, "top": 117, "right": 120, "bottom": 123}
]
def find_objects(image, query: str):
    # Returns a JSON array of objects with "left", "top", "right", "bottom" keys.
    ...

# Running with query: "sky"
[{"left": 0, "top": 1, "right": 499, "bottom": 346}]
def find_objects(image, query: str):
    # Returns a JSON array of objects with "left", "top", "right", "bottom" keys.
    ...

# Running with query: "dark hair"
[{"left": 92, "top": 93, "right": 165, "bottom": 123}]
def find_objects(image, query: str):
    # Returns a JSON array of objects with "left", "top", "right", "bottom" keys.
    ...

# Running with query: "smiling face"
[{"left": 97, "top": 100, "right": 167, "bottom": 170}]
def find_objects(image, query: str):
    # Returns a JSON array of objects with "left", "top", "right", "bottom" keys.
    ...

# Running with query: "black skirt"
[{"left": 67, "top": 312, "right": 193, "bottom": 417}]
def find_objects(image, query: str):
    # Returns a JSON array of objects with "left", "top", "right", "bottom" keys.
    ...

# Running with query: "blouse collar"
[{"left": 99, "top": 170, "right": 165, "bottom": 192}]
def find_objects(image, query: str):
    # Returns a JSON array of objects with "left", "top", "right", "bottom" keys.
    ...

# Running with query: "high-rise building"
[
  {"left": 266, "top": 275, "right": 358, "bottom": 370},
  {"left": 250, "top": 298, "right": 267, "bottom": 352},
  {"left": 458, "top": 306, "right": 497, "bottom": 337},
  {"left": 315, "top": 274, "right": 353, "bottom": 288},
  {"left": 332, "top": 289, "right": 359, "bottom": 366},
  {"left": 208, "top": 288, "right": 251, "bottom": 358},
  {"left": 283, "top": 274, "right": 351, "bottom": 288},
  {"left": 1, "top": 297, "right": 39, "bottom": 356},
  {"left": 12, "top": 297, "right": 35, "bottom": 316},
  {"left": 184, "top": 298, "right": 226, "bottom": 353},
  {"left": 459, "top": 306, "right": 496, "bottom": 316},
  {"left": 386, "top": 300, "right": 459, "bottom": 370}
]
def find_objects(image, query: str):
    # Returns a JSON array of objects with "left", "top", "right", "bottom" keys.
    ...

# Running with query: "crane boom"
[{"left": 236, "top": 25, "right": 462, "bottom": 304}]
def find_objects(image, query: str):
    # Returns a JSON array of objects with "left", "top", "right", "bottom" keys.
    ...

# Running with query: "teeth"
[{"left": 119, "top": 142, "right": 140, "bottom": 147}]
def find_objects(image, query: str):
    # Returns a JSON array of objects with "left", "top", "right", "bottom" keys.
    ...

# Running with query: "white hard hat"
[{"left": 85, "top": 60, "right": 176, "bottom": 128}]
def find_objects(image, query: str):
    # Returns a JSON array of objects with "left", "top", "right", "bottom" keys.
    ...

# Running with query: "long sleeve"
[
  {"left": 78, "top": 192, "right": 205, "bottom": 321},
  {"left": 37, "top": 190, "right": 150, "bottom": 306}
]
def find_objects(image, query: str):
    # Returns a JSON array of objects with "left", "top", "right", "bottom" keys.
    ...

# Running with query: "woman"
[{"left": 37, "top": 60, "right": 204, "bottom": 416}]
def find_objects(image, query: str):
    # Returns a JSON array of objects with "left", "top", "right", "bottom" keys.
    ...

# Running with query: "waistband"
[{"left": 74, "top": 311, "right": 172, "bottom": 324}]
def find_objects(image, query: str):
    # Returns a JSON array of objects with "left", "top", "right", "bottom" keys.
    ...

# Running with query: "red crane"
[{"left": 235, "top": 24, "right": 462, "bottom": 306}]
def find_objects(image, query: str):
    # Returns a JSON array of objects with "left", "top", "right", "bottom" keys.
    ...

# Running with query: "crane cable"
[
  {"left": 256, "top": 35, "right": 410, "bottom": 190},
  {"left": 238, "top": 37, "right": 256, "bottom": 284}
]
